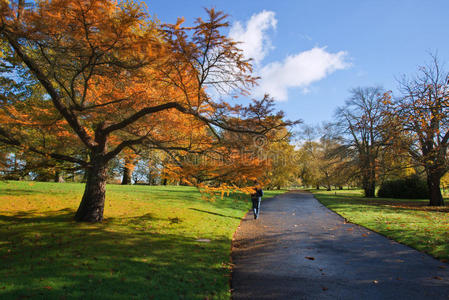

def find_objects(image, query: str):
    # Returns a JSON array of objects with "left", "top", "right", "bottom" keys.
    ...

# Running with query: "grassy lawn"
[
  {"left": 313, "top": 189, "right": 449, "bottom": 262},
  {"left": 0, "top": 181, "right": 285, "bottom": 299}
]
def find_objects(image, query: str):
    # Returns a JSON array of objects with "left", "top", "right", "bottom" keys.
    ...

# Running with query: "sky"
[{"left": 146, "top": 0, "right": 449, "bottom": 127}]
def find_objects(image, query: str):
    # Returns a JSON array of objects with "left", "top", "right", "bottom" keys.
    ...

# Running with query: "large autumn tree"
[
  {"left": 0, "top": 0, "right": 290, "bottom": 221},
  {"left": 386, "top": 56, "right": 449, "bottom": 206}
]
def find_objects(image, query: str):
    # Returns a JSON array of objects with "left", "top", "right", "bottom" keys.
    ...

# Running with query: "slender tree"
[{"left": 336, "top": 87, "right": 388, "bottom": 197}]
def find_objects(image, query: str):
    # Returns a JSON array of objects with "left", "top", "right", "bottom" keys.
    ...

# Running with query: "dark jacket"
[{"left": 251, "top": 188, "right": 263, "bottom": 199}]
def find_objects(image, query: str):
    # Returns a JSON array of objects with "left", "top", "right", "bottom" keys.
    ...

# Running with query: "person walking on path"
[{"left": 251, "top": 186, "right": 263, "bottom": 219}]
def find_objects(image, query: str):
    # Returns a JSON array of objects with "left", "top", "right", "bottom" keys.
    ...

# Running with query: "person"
[{"left": 251, "top": 186, "right": 264, "bottom": 219}]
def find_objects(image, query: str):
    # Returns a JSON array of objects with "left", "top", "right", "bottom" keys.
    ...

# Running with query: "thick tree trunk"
[
  {"left": 75, "top": 160, "right": 108, "bottom": 222},
  {"left": 362, "top": 176, "right": 376, "bottom": 197},
  {"left": 121, "top": 166, "right": 131, "bottom": 185},
  {"left": 427, "top": 172, "right": 444, "bottom": 206},
  {"left": 362, "top": 167, "right": 376, "bottom": 197}
]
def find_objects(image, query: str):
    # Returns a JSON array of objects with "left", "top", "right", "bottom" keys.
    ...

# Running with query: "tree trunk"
[
  {"left": 362, "top": 168, "right": 376, "bottom": 197},
  {"left": 75, "top": 160, "right": 108, "bottom": 222},
  {"left": 121, "top": 166, "right": 131, "bottom": 185},
  {"left": 427, "top": 171, "right": 444, "bottom": 206}
]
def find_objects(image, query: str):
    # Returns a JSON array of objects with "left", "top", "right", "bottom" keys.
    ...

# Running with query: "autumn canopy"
[{"left": 0, "top": 0, "right": 295, "bottom": 221}]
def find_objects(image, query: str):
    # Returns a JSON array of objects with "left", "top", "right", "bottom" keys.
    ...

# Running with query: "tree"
[
  {"left": 0, "top": 1, "right": 291, "bottom": 221},
  {"left": 386, "top": 56, "right": 449, "bottom": 206},
  {"left": 335, "top": 87, "right": 388, "bottom": 197},
  {"left": 263, "top": 128, "right": 300, "bottom": 190}
]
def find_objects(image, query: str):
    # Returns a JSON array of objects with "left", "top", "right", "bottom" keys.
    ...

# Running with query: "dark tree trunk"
[
  {"left": 362, "top": 167, "right": 376, "bottom": 197},
  {"left": 316, "top": 185, "right": 319, "bottom": 190},
  {"left": 75, "top": 160, "right": 108, "bottom": 222},
  {"left": 427, "top": 171, "right": 444, "bottom": 206},
  {"left": 121, "top": 166, "right": 131, "bottom": 185}
]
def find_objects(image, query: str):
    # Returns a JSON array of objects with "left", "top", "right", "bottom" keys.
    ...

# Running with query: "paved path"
[{"left": 231, "top": 191, "right": 449, "bottom": 300}]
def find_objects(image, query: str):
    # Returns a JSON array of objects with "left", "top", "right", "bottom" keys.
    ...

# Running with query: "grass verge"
[
  {"left": 312, "top": 189, "right": 449, "bottom": 262},
  {"left": 0, "top": 181, "right": 285, "bottom": 299}
]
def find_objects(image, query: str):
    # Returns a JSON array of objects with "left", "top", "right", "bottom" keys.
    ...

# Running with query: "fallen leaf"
[
  {"left": 305, "top": 256, "right": 315, "bottom": 260},
  {"left": 373, "top": 280, "right": 379, "bottom": 284},
  {"left": 43, "top": 286, "right": 52, "bottom": 290},
  {"left": 322, "top": 287, "right": 328, "bottom": 291},
  {"left": 433, "top": 276, "right": 442, "bottom": 280}
]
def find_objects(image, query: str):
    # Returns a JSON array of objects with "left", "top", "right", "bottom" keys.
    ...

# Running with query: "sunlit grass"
[
  {"left": 0, "top": 181, "right": 285, "bottom": 299},
  {"left": 313, "top": 189, "right": 449, "bottom": 262}
]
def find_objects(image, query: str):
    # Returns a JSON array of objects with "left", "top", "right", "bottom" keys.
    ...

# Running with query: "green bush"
[{"left": 377, "top": 175, "right": 429, "bottom": 199}]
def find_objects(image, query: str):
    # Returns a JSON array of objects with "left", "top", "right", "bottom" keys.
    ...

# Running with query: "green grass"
[
  {"left": 0, "top": 181, "right": 285, "bottom": 299},
  {"left": 313, "top": 189, "right": 449, "bottom": 262}
]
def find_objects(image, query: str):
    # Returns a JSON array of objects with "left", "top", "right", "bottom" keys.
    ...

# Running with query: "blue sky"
[{"left": 147, "top": 0, "right": 449, "bottom": 127}]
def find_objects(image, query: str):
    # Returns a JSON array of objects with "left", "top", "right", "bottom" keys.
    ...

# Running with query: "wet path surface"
[{"left": 231, "top": 191, "right": 449, "bottom": 300}]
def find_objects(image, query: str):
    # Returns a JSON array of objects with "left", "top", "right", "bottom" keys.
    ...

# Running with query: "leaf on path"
[
  {"left": 433, "top": 276, "right": 443, "bottom": 280},
  {"left": 322, "top": 287, "right": 328, "bottom": 291},
  {"left": 305, "top": 256, "right": 315, "bottom": 260},
  {"left": 361, "top": 234, "right": 367, "bottom": 237},
  {"left": 438, "top": 266, "right": 446, "bottom": 269},
  {"left": 373, "top": 280, "right": 379, "bottom": 284}
]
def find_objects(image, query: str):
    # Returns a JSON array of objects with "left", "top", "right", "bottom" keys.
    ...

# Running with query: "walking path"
[{"left": 231, "top": 191, "right": 449, "bottom": 299}]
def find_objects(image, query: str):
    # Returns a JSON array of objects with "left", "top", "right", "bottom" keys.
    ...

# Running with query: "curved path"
[{"left": 231, "top": 191, "right": 449, "bottom": 299}]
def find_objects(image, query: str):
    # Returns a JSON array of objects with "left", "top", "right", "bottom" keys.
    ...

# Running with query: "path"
[{"left": 231, "top": 191, "right": 449, "bottom": 299}]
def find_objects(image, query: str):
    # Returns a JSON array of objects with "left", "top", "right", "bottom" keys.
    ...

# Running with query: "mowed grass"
[
  {"left": 313, "top": 189, "right": 449, "bottom": 262},
  {"left": 0, "top": 181, "right": 285, "bottom": 299}
]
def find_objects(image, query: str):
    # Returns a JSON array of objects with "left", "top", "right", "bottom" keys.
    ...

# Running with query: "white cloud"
[
  {"left": 229, "top": 12, "right": 351, "bottom": 101},
  {"left": 255, "top": 47, "right": 350, "bottom": 101},
  {"left": 229, "top": 10, "right": 277, "bottom": 64}
]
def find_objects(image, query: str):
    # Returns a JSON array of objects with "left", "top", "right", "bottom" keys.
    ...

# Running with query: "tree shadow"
[
  {"left": 0, "top": 210, "right": 231, "bottom": 299},
  {"left": 189, "top": 208, "right": 242, "bottom": 220}
]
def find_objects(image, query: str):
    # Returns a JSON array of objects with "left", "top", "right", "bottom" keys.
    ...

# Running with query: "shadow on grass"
[
  {"left": 0, "top": 188, "right": 44, "bottom": 196},
  {"left": 0, "top": 210, "right": 231, "bottom": 299},
  {"left": 189, "top": 208, "right": 242, "bottom": 220}
]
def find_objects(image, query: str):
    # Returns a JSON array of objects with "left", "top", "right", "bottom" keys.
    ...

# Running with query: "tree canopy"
[{"left": 0, "top": 0, "right": 295, "bottom": 221}]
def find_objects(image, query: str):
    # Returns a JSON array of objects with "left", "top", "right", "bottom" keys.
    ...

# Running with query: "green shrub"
[{"left": 377, "top": 175, "right": 429, "bottom": 199}]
